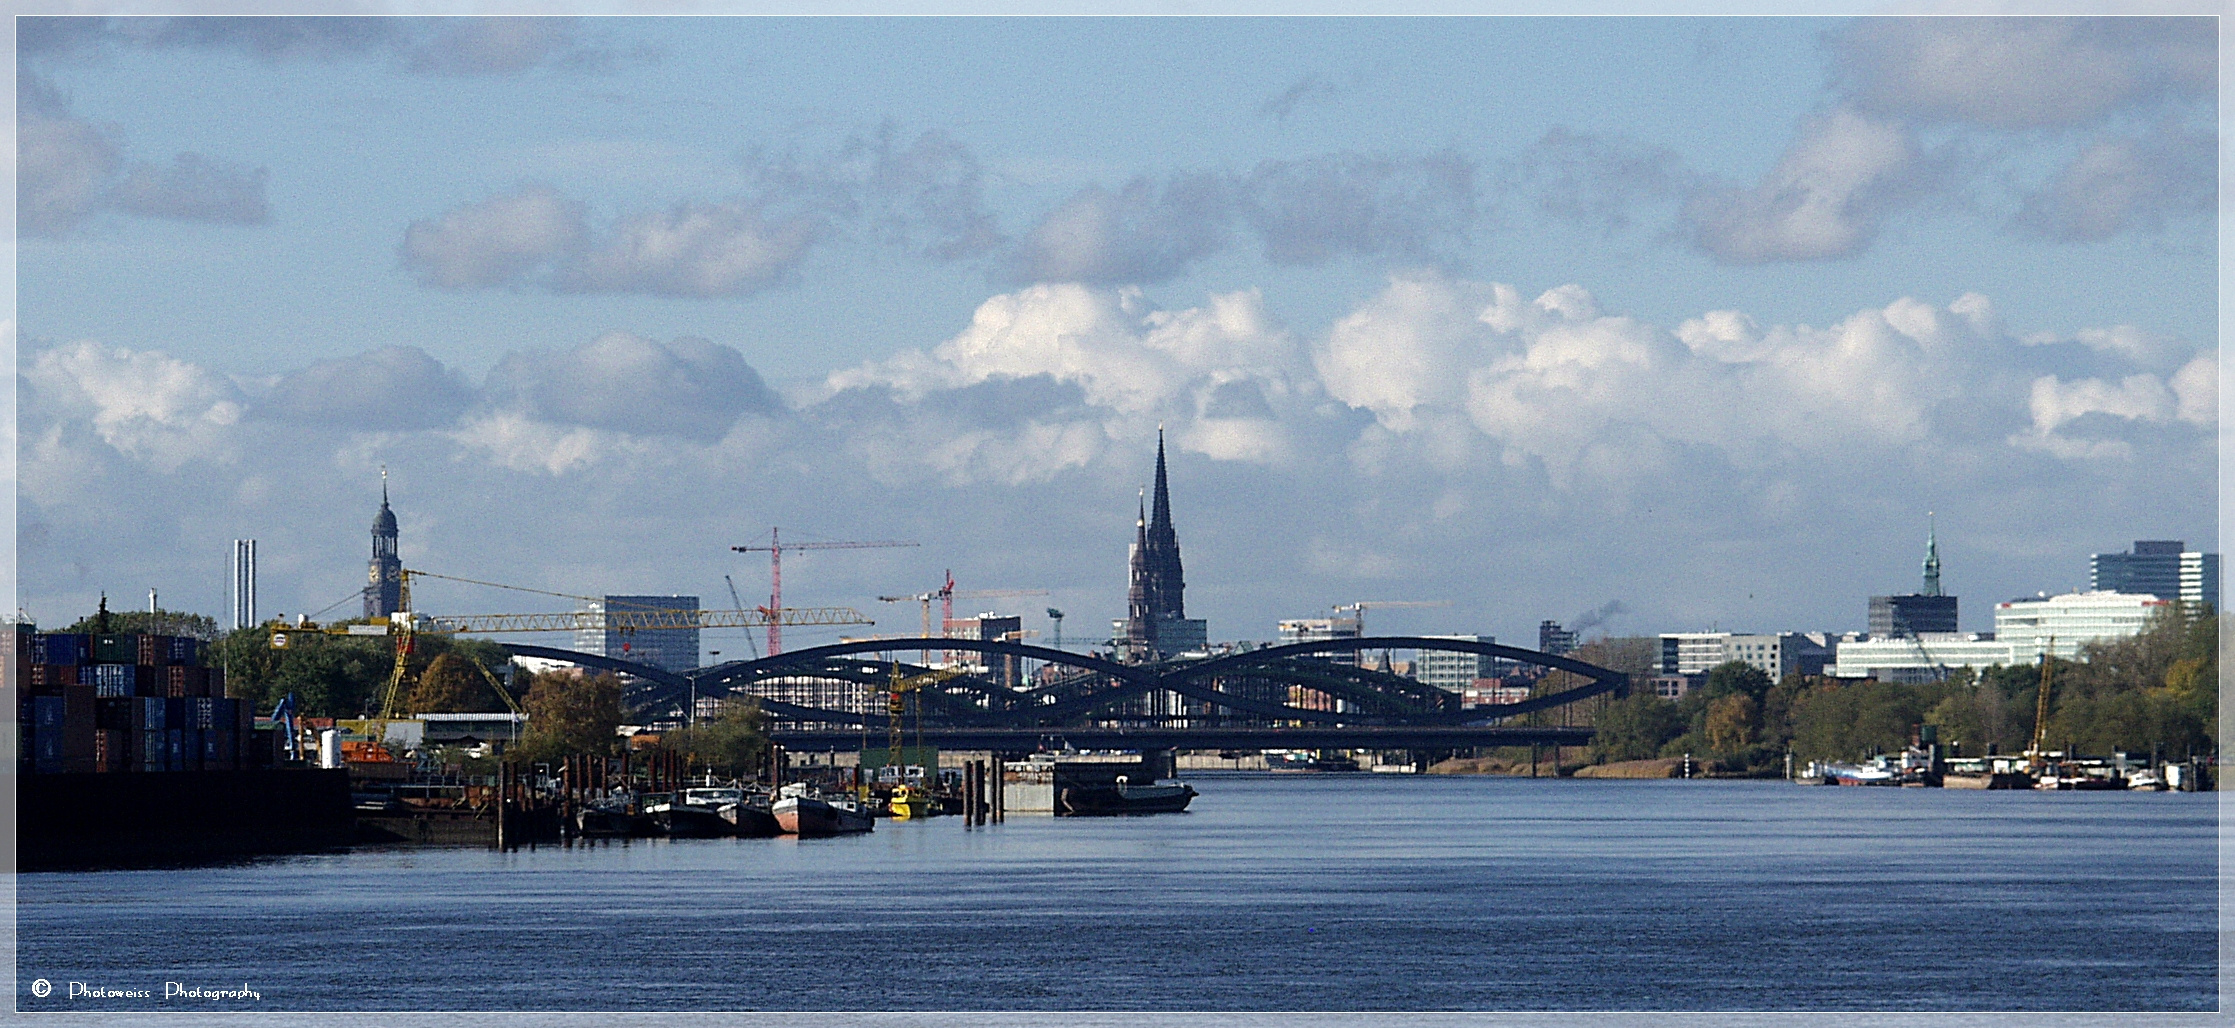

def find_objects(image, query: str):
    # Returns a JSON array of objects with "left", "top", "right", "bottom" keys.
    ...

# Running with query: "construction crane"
[
  {"left": 1332, "top": 600, "right": 1451, "bottom": 637},
  {"left": 884, "top": 664, "right": 969, "bottom": 775},
  {"left": 881, "top": 571, "right": 1047, "bottom": 663},
  {"left": 2028, "top": 637, "right": 2057, "bottom": 770},
  {"left": 732, "top": 528, "right": 917, "bottom": 656},
  {"left": 269, "top": 567, "right": 874, "bottom": 735},
  {"left": 723, "top": 574, "right": 760, "bottom": 659}
]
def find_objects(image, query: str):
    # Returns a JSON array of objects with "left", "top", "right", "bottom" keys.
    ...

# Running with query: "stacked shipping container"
[{"left": 16, "top": 629, "right": 255, "bottom": 775}]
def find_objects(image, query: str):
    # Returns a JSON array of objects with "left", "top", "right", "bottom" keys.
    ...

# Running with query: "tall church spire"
[
  {"left": 1150, "top": 425, "right": 1173, "bottom": 540},
  {"left": 1921, "top": 512, "right": 1942, "bottom": 598}
]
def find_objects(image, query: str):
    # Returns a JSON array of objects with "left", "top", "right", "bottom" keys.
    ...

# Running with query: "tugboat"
[
  {"left": 886, "top": 783, "right": 935, "bottom": 820},
  {"left": 772, "top": 782, "right": 875, "bottom": 837}
]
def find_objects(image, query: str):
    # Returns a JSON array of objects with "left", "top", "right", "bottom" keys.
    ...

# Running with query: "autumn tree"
[
  {"left": 514, "top": 670, "right": 625, "bottom": 762},
  {"left": 661, "top": 696, "right": 767, "bottom": 775},
  {"left": 406, "top": 653, "right": 508, "bottom": 714}
]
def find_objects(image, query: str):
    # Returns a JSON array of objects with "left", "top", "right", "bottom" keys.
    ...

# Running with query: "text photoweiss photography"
[{"left": 11, "top": 11, "right": 2218, "bottom": 1021}]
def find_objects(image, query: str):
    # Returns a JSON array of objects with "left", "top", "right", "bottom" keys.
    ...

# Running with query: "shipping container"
[
  {"left": 42, "top": 633, "right": 89, "bottom": 666},
  {"left": 167, "top": 636, "right": 201, "bottom": 665},
  {"left": 95, "top": 697, "right": 132, "bottom": 731},
  {"left": 179, "top": 728, "right": 203, "bottom": 771},
  {"left": 30, "top": 663, "right": 80, "bottom": 692},
  {"left": 92, "top": 634, "right": 137, "bottom": 665},
  {"left": 93, "top": 729, "right": 125, "bottom": 773},
  {"left": 166, "top": 729, "right": 184, "bottom": 771},
  {"left": 136, "top": 634, "right": 170, "bottom": 668},
  {"left": 210, "top": 665, "right": 227, "bottom": 696},
  {"left": 133, "top": 696, "right": 167, "bottom": 732}
]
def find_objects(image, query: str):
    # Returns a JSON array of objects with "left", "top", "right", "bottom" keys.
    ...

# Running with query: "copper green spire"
[{"left": 1922, "top": 512, "right": 1942, "bottom": 598}]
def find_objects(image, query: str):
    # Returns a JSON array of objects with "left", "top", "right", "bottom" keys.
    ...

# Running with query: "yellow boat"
[{"left": 887, "top": 783, "right": 933, "bottom": 820}]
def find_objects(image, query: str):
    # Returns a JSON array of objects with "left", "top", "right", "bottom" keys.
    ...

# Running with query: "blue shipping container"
[{"left": 39, "top": 634, "right": 88, "bottom": 666}]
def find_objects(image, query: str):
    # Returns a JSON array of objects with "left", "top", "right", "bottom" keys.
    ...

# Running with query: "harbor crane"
[
  {"left": 2027, "top": 637, "right": 2057, "bottom": 769},
  {"left": 732, "top": 528, "right": 917, "bottom": 656}
]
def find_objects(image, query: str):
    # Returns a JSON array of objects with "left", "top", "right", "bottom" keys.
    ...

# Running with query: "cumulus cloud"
[
  {"left": 401, "top": 186, "right": 587, "bottom": 288},
  {"left": 1828, "top": 17, "right": 2214, "bottom": 130},
  {"left": 1504, "top": 127, "right": 1692, "bottom": 236},
  {"left": 401, "top": 189, "right": 815, "bottom": 298},
  {"left": 2013, "top": 127, "right": 2214, "bottom": 243},
  {"left": 1012, "top": 175, "right": 1234, "bottom": 285},
  {"left": 561, "top": 202, "right": 819, "bottom": 298},
  {"left": 17, "top": 71, "right": 271, "bottom": 238},
  {"left": 1684, "top": 107, "right": 1927, "bottom": 264},
  {"left": 1242, "top": 152, "right": 1476, "bottom": 266},
  {"left": 256, "top": 346, "right": 475, "bottom": 430},
  {"left": 20, "top": 341, "right": 246, "bottom": 471},
  {"left": 484, "top": 332, "right": 781, "bottom": 441}
]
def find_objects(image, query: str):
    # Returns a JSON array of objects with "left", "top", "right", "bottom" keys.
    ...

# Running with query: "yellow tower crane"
[{"left": 268, "top": 567, "right": 876, "bottom": 751}]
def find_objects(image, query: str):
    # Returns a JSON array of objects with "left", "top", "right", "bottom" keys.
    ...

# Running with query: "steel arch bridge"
[{"left": 501, "top": 636, "right": 1626, "bottom": 748}]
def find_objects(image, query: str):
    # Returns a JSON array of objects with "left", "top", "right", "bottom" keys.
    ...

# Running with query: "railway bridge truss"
[{"left": 500, "top": 636, "right": 1626, "bottom": 753}]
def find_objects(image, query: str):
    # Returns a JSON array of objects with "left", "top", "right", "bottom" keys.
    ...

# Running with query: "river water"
[{"left": 14, "top": 773, "right": 2218, "bottom": 1012}]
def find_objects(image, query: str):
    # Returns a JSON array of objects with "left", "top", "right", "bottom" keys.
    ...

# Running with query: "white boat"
[{"left": 772, "top": 782, "right": 874, "bottom": 837}]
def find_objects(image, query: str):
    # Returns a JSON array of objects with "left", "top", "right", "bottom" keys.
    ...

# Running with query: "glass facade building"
[
  {"left": 572, "top": 595, "right": 700, "bottom": 673},
  {"left": 2091, "top": 540, "right": 2219, "bottom": 611}
]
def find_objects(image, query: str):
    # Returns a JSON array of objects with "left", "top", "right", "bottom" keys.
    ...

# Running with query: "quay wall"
[{"left": 19, "top": 768, "right": 353, "bottom": 870}]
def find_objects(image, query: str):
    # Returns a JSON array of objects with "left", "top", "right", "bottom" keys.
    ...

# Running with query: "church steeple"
[
  {"left": 1921, "top": 512, "right": 1942, "bottom": 598},
  {"left": 365, "top": 469, "right": 404, "bottom": 620},
  {"left": 1150, "top": 425, "right": 1173, "bottom": 542}
]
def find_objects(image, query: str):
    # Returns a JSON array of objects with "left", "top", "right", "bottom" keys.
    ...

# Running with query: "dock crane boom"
[{"left": 731, "top": 528, "right": 917, "bottom": 656}]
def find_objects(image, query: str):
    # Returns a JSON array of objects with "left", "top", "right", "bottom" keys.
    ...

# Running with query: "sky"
[{"left": 11, "top": 14, "right": 2221, "bottom": 659}]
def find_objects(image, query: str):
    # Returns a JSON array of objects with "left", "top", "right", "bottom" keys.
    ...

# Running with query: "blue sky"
[{"left": 13, "top": 15, "right": 2219, "bottom": 655}]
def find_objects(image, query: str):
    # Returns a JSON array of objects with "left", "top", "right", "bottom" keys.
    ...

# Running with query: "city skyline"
[{"left": 14, "top": 16, "right": 2218, "bottom": 652}]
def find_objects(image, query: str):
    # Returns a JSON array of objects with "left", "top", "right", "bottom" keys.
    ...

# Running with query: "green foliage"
[
  {"left": 207, "top": 624, "right": 523, "bottom": 720},
  {"left": 1590, "top": 689, "right": 1683, "bottom": 762},
  {"left": 1787, "top": 678, "right": 1939, "bottom": 762},
  {"left": 513, "top": 670, "right": 625, "bottom": 763},
  {"left": 59, "top": 607, "right": 220, "bottom": 641},
  {"left": 407, "top": 653, "right": 510, "bottom": 714},
  {"left": 660, "top": 697, "right": 768, "bottom": 775}
]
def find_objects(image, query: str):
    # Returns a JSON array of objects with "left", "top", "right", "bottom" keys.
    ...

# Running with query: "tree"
[
  {"left": 406, "top": 653, "right": 508, "bottom": 714},
  {"left": 1704, "top": 693, "right": 1758, "bottom": 754},
  {"left": 515, "top": 670, "right": 624, "bottom": 762},
  {"left": 661, "top": 697, "right": 767, "bottom": 775},
  {"left": 1590, "top": 689, "right": 1683, "bottom": 762},
  {"left": 61, "top": 606, "right": 220, "bottom": 640}
]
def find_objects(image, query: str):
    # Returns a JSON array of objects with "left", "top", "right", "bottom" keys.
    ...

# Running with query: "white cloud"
[
  {"left": 560, "top": 202, "right": 818, "bottom": 298},
  {"left": 484, "top": 332, "right": 781, "bottom": 441},
  {"left": 400, "top": 185, "right": 586, "bottom": 289},
  {"left": 2014, "top": 127, "right": 2214, "bottom": 243},
  {"left": 20, "top": 341, "right": 245, "bottom": 470},
  {"left": 17, "top": 72, "right": 267, "bottom": 237},
  {"left": 1829, "top": 17, "right": 2214, "bottom": 130},
  {"left": 1012, "top": 175, "right": 1233, "bottom": 285},
  {"left": 1684, "top": 107, "right": 1922, "bottom": 264},
  {"left": 257, "top": 346, "right": 474, "bottom": 430}
]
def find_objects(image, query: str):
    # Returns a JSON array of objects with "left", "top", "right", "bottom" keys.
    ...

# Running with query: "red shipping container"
[
  {"left": 136, "top": 635, "right": 171, "bottom": 668},
  {"left": 164, "top": 666, "right": 209, "bottom": 698}
]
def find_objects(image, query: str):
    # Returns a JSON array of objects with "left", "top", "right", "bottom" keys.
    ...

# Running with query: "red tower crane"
[{"left": 732, "top": 528, "right": 917, "bottom": 655}]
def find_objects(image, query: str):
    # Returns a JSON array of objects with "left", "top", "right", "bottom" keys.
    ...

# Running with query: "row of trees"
[
  {"left": 191, "top": 619, "right": 764, "bottom": 773},
  {"left": 1580, "top": 606, "right": 2218, "bottom": 772}
]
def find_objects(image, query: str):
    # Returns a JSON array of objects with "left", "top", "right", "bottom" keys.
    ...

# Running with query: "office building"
[
  {"left": 1278, "top": 615, "right": 1361, "bottom": 665},
  {"left": 2092, "top": 540, "right": 2219, "bottom": 611},
  {"left": 1994, "top": 591, "right": 2170, "bottom": 662},
  {"left": 1660, "top": 631, "right": 1830, "bottom": 681},
  {"left": 1538, "top": 620, "right": 1576, "bottom": 656},
  {"left": 1414, "top": 635, "right": 1494, "bottom": 692},
  {"left": 572, "top": 595, "right": 701, "bottom": 673},
  {"left": 1825, "top": 633, "right": 2016, "bottom": 683}
]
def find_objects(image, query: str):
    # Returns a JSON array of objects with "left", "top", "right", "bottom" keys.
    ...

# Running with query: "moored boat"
[
  {"left": 886, "top": 783, "right": 935, "bottom": 820},
  {"left": 645, "top": 790, "right": 733, "bottom": 838},
  {"left": 1058, "top": 775, "right": 1198, "bottom": 815},
  {"left": 772, "top": 783, "right": 874, "bottom": 837}
]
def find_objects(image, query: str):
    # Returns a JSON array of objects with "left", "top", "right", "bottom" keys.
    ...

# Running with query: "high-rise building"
[
  {"left": 1538, "top": 620, "right": 1576, "bottom": 656},
  {"left": 230, "top": 539, "right": 257, "bottom": 630},
  {"left": 1278, "top": 615, "right": 1361, "bottom": 665},
  {"left": 1414, "top": 635, "right": 1494, "bottom": 692},
  {"left": 1120, "top": 429, "right": 1207, "bottom": 660},
  {"left": 2092, "top": 540, "right": 2220, "bottom": 610},
  {"left": 572, "top": 595, "right": 701, "bottom": 673},
  {"left": 1868, "top": 520, "right": 1958, "bottom": 636},
  {"left": 363, "top": 476, "right": 404, "bottom": 620}
]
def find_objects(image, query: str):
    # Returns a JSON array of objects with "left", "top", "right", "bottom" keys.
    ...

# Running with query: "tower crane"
[
  {"left": 880, "top": 571, "right": 1046, "bottom": 664},
  {"left": 2028, "top": 637, "right": 2057, "bottom": 770},
  {"left": 267, "top": 567, "right": 875, "bottom": 741},
  {"left": 731, "top": 528, "right": 917, "bottom": 656}
]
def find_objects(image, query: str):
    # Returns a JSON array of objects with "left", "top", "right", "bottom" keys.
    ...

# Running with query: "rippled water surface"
[{"left": 16, "top": 774, "right": 2218, "bottom": 1011}]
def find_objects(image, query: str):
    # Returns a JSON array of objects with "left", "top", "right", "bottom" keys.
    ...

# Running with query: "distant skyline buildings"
[
  {"left": 571, "top": 596, "right": 702, "bottom": 674},
  {"left": 2091, "top": 540, "right": 2220, "bottom": 611}
]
